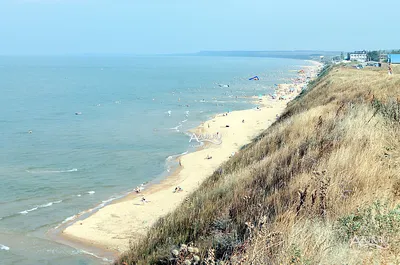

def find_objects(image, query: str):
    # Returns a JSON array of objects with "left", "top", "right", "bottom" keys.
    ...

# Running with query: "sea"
[{"left": 0, "top": 55, "right": 313, "bottom": 265}]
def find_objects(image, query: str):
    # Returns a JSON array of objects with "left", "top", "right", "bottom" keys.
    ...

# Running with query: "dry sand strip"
[{"left": 60, "top": 63, "right": 322, "bottom": 255}]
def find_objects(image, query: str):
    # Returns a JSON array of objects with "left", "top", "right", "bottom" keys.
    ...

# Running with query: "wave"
[
  {"left": 87, "top": 191, "right": 95, "bottom": 195},
  {"left": 54, "top": 194, "right": 123, "bottom": 229},
  {"left": 63, "top": 215, "right": 77, "bottom": 224},
  {"left": 26, "top": 168, "right": 78, "bottom": 174},
  {"left": 169, "top": 124, "right": 182, "bottom": 131},
  {"left": 40, "top": 200, "right": 62, "bottom": 208},
  {"left": 54, "top": 214, "right": 78, "bottom": 229},
  {"left": 78, "top": 249, "right": 113, "bottom": 262},
  {"left": 20, "top": 207, "right": 38, "bottom": 215},
  {"left": 181, "top": 119, "right": 188, "bottom": 123},
  {"left": 98, "top": 197, "right": 117, "bottom": 208},
  {"left": 169, "top": 124, "right": 182, "bottom": 132},
  {"left": 19, "top": 200, "right": 63, "bottom": 215},
  {"left": 0, "top": 244, "right": 10, "bottom": 251},
  {"left": 166, "top": 151, "right": 188, "bottom": 161}
]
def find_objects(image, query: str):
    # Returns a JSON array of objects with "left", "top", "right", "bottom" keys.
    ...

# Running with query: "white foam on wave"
[
  {"left": 20, "top": 207, "right": 38, "bottom": 215},
  {"left": 181, "top": 119, "right": 188, "bottom": 123},
  {"left": 87, "top": 191, "right": 95, "bottom": 195},
  {"left": 19, "top": 200, "right": 63, "bottom": 215},
  {"left": 62, "top": 215, "right": 77, "bottom": 224},
  {"left": 166, "top": 151, "right": 188, "bottom": 161},
  {"left": 54, "top": 214, "right": 78, "bottom": 229},
  {"left": 98, "top": 197, "right": 117, "bottom": 208},
  {"left": 169, "top": 124, "right": 182, "bottom": 131},
  {"left": 79, "top": 249, "right": 113, "bottom": 262},
  {"left": 0, "top": 244, "right": 10, "bottom": 251},
  {"left": 26, "top": 168, "right": 78, "bottom": 174},
  {"left": 40, "top": 200, "right": 62, "bottom": 208}
]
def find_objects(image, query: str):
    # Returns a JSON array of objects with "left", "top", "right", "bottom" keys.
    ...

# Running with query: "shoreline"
[{"left": 53, "top": 61, "right": 323, "bottom": 262}]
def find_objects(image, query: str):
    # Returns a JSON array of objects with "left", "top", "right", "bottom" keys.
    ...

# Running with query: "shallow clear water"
[{"left": 0, "top": 55, "right": 311, "bottom": 264}]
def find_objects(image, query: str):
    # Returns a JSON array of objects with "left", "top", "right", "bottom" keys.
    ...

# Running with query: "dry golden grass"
[{"left": 117, "top": 64, "right": 400, "bottom": 265}]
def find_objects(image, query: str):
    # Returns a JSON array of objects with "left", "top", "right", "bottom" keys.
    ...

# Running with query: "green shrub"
[{"left": 337, "top": 201, "right": 400, "bottom": 249}]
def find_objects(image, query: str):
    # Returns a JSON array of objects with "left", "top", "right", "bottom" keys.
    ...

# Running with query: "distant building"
[
  {"left": 388, "top": 54, "right": 400, "bottom": 64},
  {"left": 349, "top": 50, "right": 368, "bottom": 62},
  {"left": 379, "top": 53, "right": 388, "bottom": 62}
]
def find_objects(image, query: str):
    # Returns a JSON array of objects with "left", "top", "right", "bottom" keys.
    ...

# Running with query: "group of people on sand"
[
  {"left": 134, "top": 184, "right": 145, "bottom": 193},
  {"left": 138, "top": 186, "right": 184, "bottom": 205},
  {"left": 174, "top": 186, "right": 183, "bottom": 193}
]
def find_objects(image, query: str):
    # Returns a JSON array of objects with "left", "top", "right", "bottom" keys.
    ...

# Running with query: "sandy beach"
[{"left": 60, "top": 62, "right": 322, "bottom": 257}]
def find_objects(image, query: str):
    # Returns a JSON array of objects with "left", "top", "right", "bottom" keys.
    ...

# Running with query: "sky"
[{"left": 0, "top": 0, "right": 399, "bottom": 55}]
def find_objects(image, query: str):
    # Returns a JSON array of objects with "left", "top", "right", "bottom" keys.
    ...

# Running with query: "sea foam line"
[
  {"left": 166, "top": 151, "right": 188, "bottom": 161},
  {"left": 55, "top": 193, "right": 123, "bottom": 230},
  {"left": 19, "top": 200, "right": 63, "bottom": 215},
  {"left": 0, "top": 244, "right": 10, "bottom": 251},
  {"left": 169, "top": 124, "right": 182, "bottom": 131},
  {"left": 79, "top": 249, "right": 113, "bottom": 263},
  {"left": 26, "top": 168, "right": 78, "bottom": 174}
]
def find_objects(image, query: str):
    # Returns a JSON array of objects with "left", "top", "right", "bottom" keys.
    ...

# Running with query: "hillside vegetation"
[{"left": 117, "top": 64, "right": 400, "bottom": 265}]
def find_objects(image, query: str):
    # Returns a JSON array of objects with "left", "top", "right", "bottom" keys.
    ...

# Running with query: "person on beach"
[
  {"left": 388, "top": 63, "right": 393, "bottom": 75},
  {"left": 135, "top": 186, "right": 141, "bottom": 193},
  {"left": 179, "top": 159, "right": 182, "bottom": 167},
  {"left": 206, "top": 154, "right": 212, "bottom": 160},
  {"left": 141, "top": 196, "right": 148, "bottom": 204},
  {"left": 174, "top": 186, "right": 183, "bottom": 193}
]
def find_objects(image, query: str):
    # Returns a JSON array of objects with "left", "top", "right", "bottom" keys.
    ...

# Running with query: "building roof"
[{"left": 350, "top": 50, "right": 367, "bottom": 54}]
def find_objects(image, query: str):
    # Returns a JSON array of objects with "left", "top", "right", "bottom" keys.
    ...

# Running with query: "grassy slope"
[{"left": 117, "top": 65, "right": 400, "bottom": 265}]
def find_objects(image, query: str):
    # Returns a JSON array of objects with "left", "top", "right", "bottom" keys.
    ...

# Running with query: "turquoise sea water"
[{"left": 0, "top": 56, "right": 311, "bottom": 264}]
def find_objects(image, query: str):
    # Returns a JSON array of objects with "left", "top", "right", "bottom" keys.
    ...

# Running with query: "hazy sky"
[{"left": 0, "top": 0, "right": 398, "bottom": 55}]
